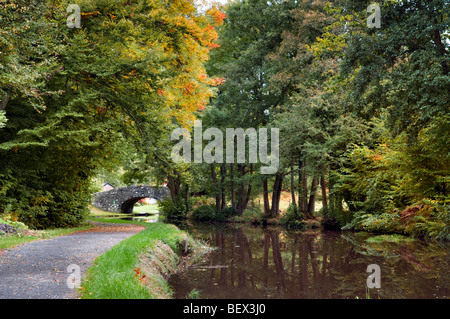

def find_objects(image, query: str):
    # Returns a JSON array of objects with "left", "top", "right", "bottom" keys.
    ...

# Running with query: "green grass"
[
  {"left": 89, "top": 205, "right": 129, "bottom": 218},
  {"left": 81, "top": 219, "right": 189, "bottom": 299},
  {"left": 133, "top": 204, "right": 159, "bottom": 214}
]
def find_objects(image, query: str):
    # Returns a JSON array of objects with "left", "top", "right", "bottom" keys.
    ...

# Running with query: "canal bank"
[{"left": 81, "top": 219, "right": 211, "bottom": 299}]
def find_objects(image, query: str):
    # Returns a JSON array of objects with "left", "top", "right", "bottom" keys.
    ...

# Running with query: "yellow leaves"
[
  {"left": 81, "top": 11, "right": 100, "bottom": 19},
  {"left": 309, "top": 32, "right": 346, "bottom": 58}
]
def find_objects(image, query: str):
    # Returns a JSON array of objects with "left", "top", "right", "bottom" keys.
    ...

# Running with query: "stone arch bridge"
[{"left": 92, "top": 185, "right": 169, "bottom": 214}]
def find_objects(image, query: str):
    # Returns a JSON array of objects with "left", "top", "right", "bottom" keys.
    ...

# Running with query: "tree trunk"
[
  {"left": 270, "top": 174, "right": 283, "bottom": 217},
  {"left": 262, "top": 179, "right": 270, "bottom": 217},
  {"left": 307, "top": 177, "right": 319, "bottom": 218},
  {"left": 210, "top": 164, "right": 221, "bottom": 212},
  {"left": 320, "top": 175, "right": 328, "bottom": 217},
  {"left": 299, "top": 159, "right": 308, "bottom": 215},
  {"left": 237, "top": 164, "right": 245, "bottom": 215},
  {"left": 220, "top": 164, "right": 226, "bottom": 210},
  {"left": 241, "top": 164, "right": 253, "bottom": 212},
  {"left": 184, "top": 183, "right": 189, "bottom": 212},
  {"left": 230, "top": 164, "right": 236, "bottom": 209},
  {"left": 167, "top": 175, "right": 180, "bottom": 200},
  {"left": 290, "top": 162, "right": 297, "bottom": 214},
  {"left": 242, "top": 184, "right": 252, "bottom": 213}
]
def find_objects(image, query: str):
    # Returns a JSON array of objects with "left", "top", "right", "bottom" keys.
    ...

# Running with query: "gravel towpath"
[{"left": 0, "top": 222, "right": 144, "bottom": 299}]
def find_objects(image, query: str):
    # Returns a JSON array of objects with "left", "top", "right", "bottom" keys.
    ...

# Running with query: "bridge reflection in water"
[{"left": 169, "top": 223, "right": 449, "bottom": 299}]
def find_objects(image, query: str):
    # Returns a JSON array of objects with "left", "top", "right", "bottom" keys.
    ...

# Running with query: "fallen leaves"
[{"left": 134, "top": 267, "right": 147, "bottom": 284}]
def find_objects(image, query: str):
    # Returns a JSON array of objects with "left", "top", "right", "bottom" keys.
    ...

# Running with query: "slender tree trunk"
[
  {"left": 300, "top": 159, "right": 308, "bottom": 215},
  {"left": 184, "top": 183, "right": 189, "bottom": 211},
  {"left": 262, "top": 178, "right": 270, "bottom": 217},
  {"left": 271, "top": 176, "right": 280, "bottom": 217},
  {"left": 242, "top": 164, "right": 253, "bottom": 212},
  {"left": 320, "top": 175, "right": 328, "bottom": 217},
  {"left": 307, "top": 177, "right": 319, "bottom": 218},
  {"left": 237, "top": 164, "right": 245, "bottom": 214},
  {"left": 210, "top": 164, "right": 221, "bottom": 212},
  {"left": 220, "top": 163, "right": 226, "bottom": 210},
  {"left": 290, "top": 162, "right": 297, "bottom": 214},
  {"left": 271, "top": 174, "right": 283, "bottom": 217},
  {"left": 243, "top": 183, "right": 252, "bottom": 213},
  {"left": 230, "top": 163, "right": 236, "bottom": 209}
]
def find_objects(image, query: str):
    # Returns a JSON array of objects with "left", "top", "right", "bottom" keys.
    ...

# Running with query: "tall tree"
[{"left": 0, "top": 0, "right": 222, "bottom": 227}]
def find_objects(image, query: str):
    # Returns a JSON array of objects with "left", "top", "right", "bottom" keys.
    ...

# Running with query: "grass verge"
[{"left": 81, "top": 218, "right": 210, "bottom": 299}]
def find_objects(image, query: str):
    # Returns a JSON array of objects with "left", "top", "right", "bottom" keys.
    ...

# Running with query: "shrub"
[
  {"left": 280, "top": 205, "right": 305, "bottom": 229},
  {"left": 0, "top": 217, "right": 28, "bottom": 236},
  {"left": 158, "top": 196, "right": 191, "bottom": 220},
  {"left": 402, "top": 201, "right": 449, "bottom": 240},
  {"left": 342, "top": 211, "right": 405, "bottom": 234},
  {"left": 218, "top": 206, "right": 239, "bottom": 219},
  {"left": 234, "top": 206, "right": 264, "bottom": 225},
  {"left": 191, "top": 204, "right": 217, "bottom": 222},
  {"left": 15, "top": 189, "right": 90, "bottom": 229}
]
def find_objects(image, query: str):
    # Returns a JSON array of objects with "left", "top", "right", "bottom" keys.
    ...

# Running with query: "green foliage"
[
  {"left": 190, "top": 205, "right": 239, "bottom": 222},
  {"left": 190, "top": 204, "right": 217, "bottom": 222},
  {"left": 341, "top": 200, "right": 449, "bottom": 241},
  {"left": 186, "top": 288, "right": 202, "bottom": 299},
  {"left": 0, "top": 0, "right": 222, "bottom": 229},
  {"left": 280, "top": 204, "right": 305, "bottom": 230},
  {"left": 403, "top": 201, "right": 449, "bottom": 241},
  {"left": 158, "top": 196, "right": 191, "bottom": 220},
  {"left": 233, "top": 206, "right": 264, "bottom": 225},
  {"left": 342, "top": 211, "right": 404, "bottom": 234},
  {"left": 0, "top": 217, "right": 27, "bottom": 232},
  {"left": 218, "top": 206, "right": 239, "bottom": 219}
]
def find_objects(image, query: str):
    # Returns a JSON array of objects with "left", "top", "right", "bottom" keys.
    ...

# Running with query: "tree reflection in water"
[{"left": 169, "top": 223, "right": 449, "bottom": 299}]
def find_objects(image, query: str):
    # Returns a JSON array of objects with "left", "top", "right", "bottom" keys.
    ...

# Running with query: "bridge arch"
[{"left": 92, "top": 185, "right": 169, "bottom": 214}]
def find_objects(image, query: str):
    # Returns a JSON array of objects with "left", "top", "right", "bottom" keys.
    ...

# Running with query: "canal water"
[{"left": 168, "top": 222, "right": 449, "bottom": 299}]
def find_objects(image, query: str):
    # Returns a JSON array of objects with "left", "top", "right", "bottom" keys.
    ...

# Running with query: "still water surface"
[{"left": 169, "top": 222, "right": 449, "bottom": 299}]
